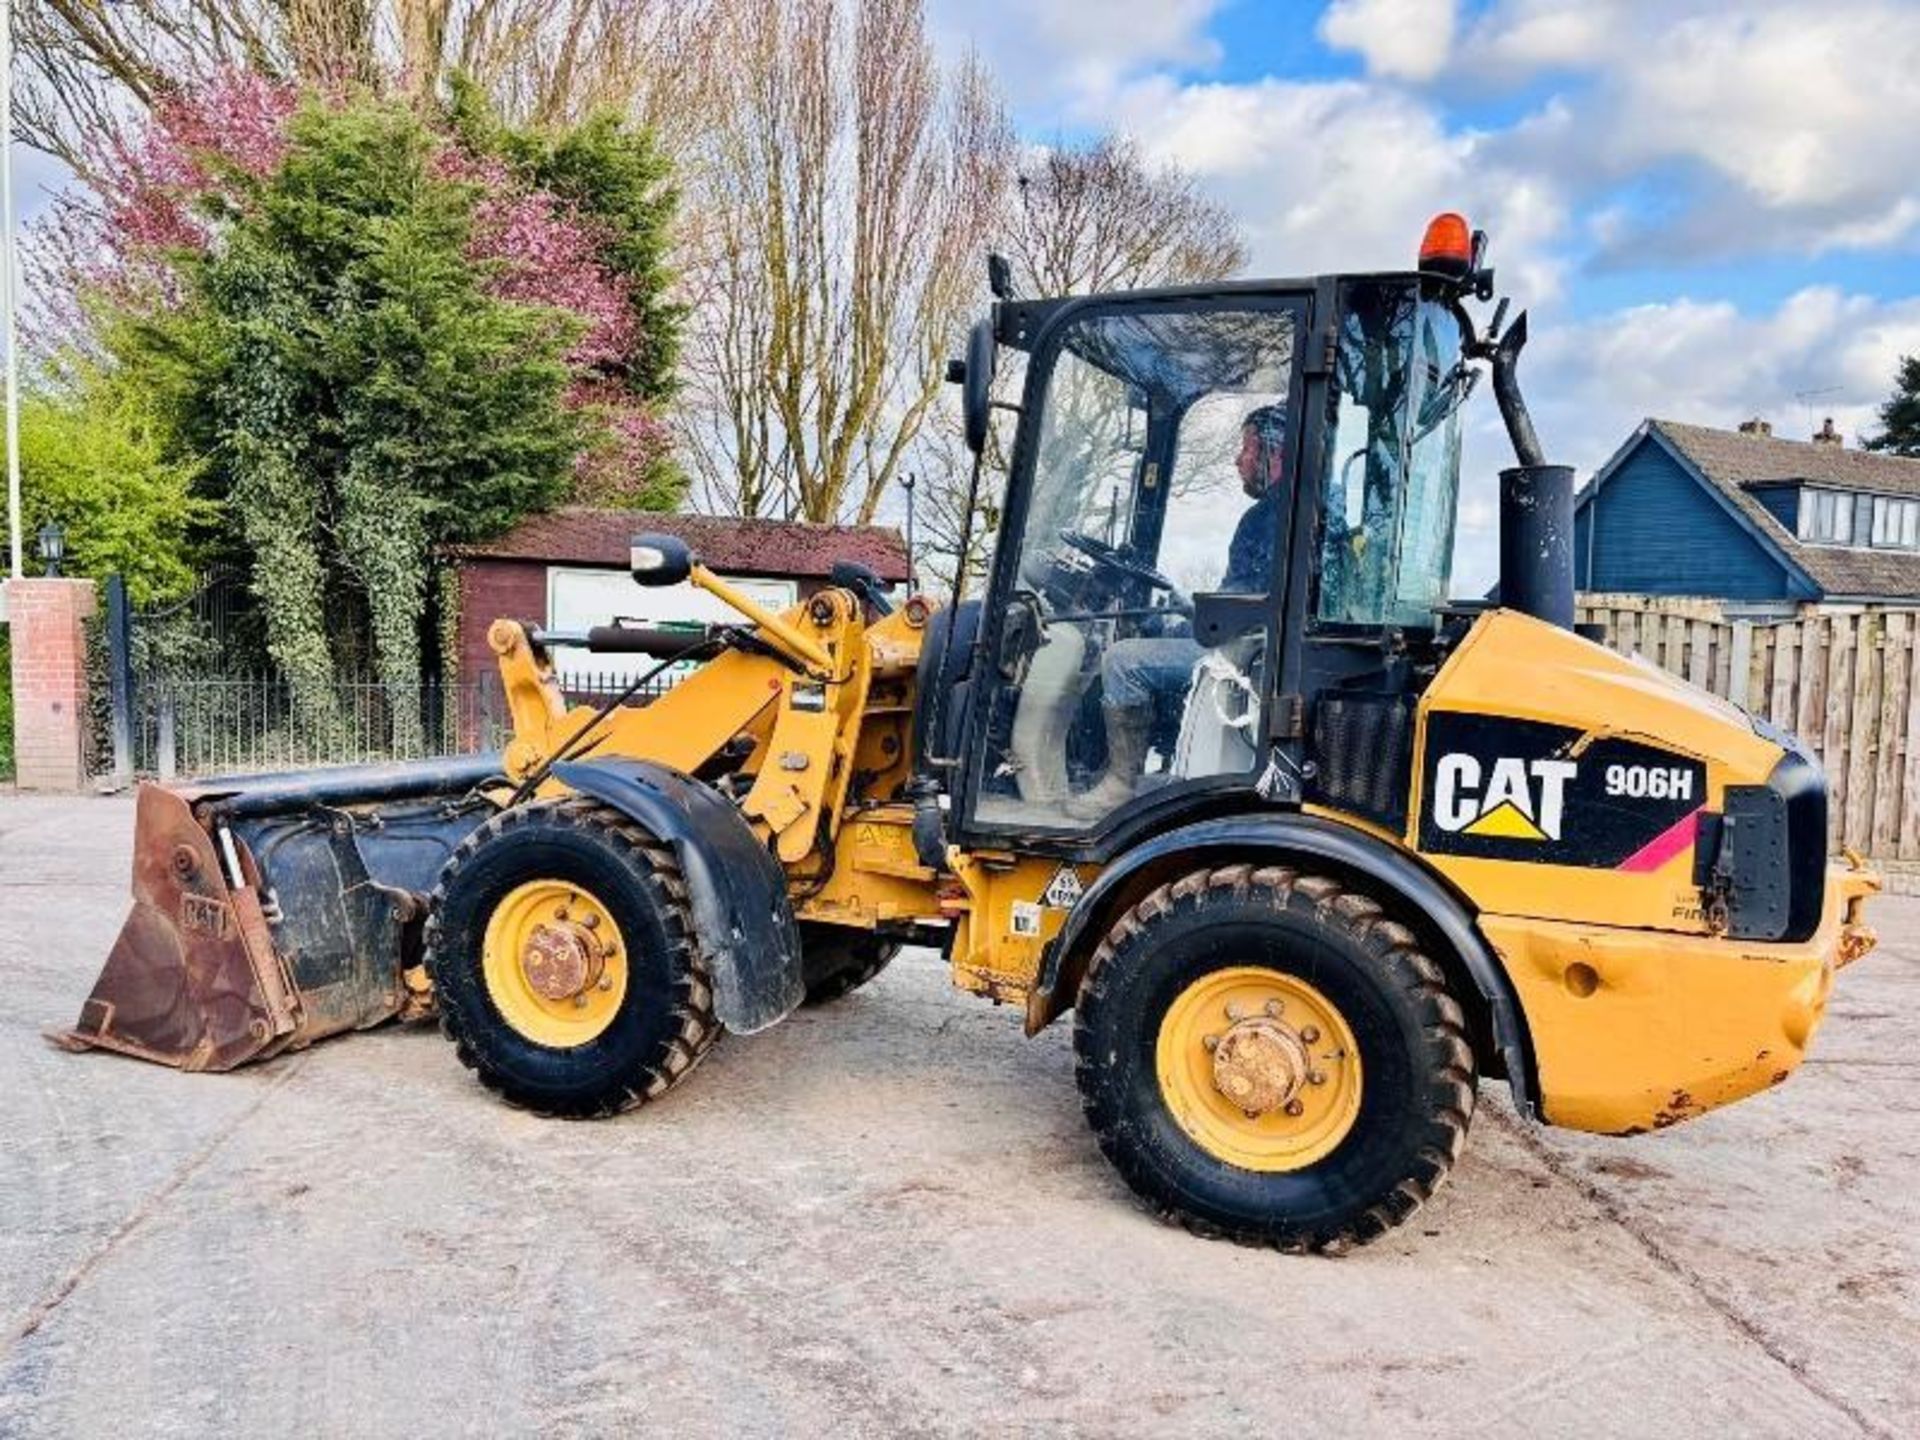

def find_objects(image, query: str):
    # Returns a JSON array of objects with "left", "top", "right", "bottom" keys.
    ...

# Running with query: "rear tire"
[
  {"left": 424, "top": 799, "right": 719, "bottom": 1117},
  {"left": 1073, "top": 864, "right": 1475, "bottom": 1251},
  {"left": 799, "top": 923, "right": 900, "bottom": 1005}
]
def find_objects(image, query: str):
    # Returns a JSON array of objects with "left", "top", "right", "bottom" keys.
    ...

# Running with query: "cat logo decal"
[{"left": 1430, "top": 754, "right": 1578, "bottom": 842}]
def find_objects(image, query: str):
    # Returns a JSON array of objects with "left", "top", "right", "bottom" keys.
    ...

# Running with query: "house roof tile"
[
  {"left": 449, "top": 508, "right": 912, "bottom": 583},
  {"left": 1648, "top": 420, "right": 1920, "bottom": 599}
]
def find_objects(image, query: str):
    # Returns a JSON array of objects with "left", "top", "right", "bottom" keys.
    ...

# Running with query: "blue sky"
[
  {"left": 929, "top": 0, "right": 1920, "bottom": 588},
  {"left": 9, "top": 1, "right": 1917, "bottom": 590}
]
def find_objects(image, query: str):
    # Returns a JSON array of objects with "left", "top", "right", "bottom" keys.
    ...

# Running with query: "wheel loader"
[{"left": 60, "top": 215, "right": 1880, "bottom": 1251}]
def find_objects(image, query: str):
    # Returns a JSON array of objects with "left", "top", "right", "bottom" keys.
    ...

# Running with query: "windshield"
[{"left": 1315, "top": 281, "right": 1468, "bottom": 629}]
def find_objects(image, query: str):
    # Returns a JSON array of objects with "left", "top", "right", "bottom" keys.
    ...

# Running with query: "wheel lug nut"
[
  {"left": 581, "top": 913, "right": 600, "bottom": 930},
  {"left": 572, "top": 993, "right": 589, "bottom": 1008},
  {"left": 555, "top": 906, "right": 570, "bottom": 921},
  {"left": 1202, "top": 1034, "right": 1221, "bottom": 1052},
  {"left": 597, "top": 975, "right": 614, "bottom": 991},
  {"left": 1308, "top": 1070, "right": 1326, "bottom": 1086},
  {"left": 1300, "top": 1025, "right": 1321, "bottom": 1044},
  {"left": 1284, "top": 1099, "right": 1305, "bottom": 1117},
  {"left": 1264, "top": 999, "right": 1283, "bottom": 1018}
]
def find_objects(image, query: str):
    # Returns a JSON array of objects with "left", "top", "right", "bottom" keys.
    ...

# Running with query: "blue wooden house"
[{"left": 1574, "top": 418, "right": 1920, "bottom": 610}]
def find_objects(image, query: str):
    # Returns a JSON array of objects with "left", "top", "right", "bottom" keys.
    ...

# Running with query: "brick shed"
[{"left": 446, "top": 508, "right": 911, "bottom": 689}]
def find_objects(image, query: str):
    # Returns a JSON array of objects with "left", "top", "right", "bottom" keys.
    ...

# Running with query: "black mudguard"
[
  {"left": 1028, "top": 812, "right": 1540, "bottom": 1121},
  {"left": 552, "top": 758, "right": 804, "bottom": 1033}
]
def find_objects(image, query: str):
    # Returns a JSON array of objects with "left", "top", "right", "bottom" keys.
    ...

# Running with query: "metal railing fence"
[{"left": 128, "top": 669, "right": 679, "bottom": 780}]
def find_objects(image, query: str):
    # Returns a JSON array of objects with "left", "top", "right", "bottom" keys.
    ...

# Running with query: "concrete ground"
[{"left": 2, "top": 794, "right": 1916, "bottom": 1439}]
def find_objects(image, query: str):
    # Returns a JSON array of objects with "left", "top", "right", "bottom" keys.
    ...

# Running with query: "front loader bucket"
[{"left": 59, "top": 757, "right": 502, "bottom": 1072}]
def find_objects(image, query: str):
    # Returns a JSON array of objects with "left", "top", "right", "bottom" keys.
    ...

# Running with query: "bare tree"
[
  {"left": 677, "top": 0, "right": 1013, "bottom": 525},
  {"left": 911, "top": 131, "right": 1247, "bottom": 597},
  {"left": 10, "top": 0, "right": 724, "bottom": 173},
  {"left": 1004, "top": 132, "right": 1246, "bottom": 299}
]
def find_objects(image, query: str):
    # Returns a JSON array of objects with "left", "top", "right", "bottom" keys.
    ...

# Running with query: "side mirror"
[
  {"left": 630, "top": 533, "right": 694, "bottom": 587},
  {"left": 961, "top": 317, "right": 996, "bottom": 455}
]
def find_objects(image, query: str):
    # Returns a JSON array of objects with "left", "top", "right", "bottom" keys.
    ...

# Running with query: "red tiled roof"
[{"left": 449, "top": 508, "right": 911, "bottom": 582}]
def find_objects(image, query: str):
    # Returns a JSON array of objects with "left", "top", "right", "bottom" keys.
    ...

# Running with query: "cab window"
[
  {"left": 971, "top": 302, "right": 1300, "bottom": 834},
  {"left": 1315, "top": 282, "right": 1468, "bottom": 630}
]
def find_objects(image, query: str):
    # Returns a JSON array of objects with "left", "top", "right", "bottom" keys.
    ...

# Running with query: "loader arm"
[{"left": 485, "top": 562, "right": 926, "bottom": 873}]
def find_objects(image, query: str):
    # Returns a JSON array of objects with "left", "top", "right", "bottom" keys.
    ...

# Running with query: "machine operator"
[{"left": 1067, "top": 403, "right": 1290, "bottom": 818}]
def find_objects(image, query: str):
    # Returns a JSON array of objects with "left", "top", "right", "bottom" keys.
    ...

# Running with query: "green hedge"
[{"left": 1, "top": 630, "right": 13, "bottom": 782}]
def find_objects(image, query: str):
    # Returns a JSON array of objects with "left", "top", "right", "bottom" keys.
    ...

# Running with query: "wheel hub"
[
  {"left": 481, "top": 880, "right": 629, "bottom": 1047},
  {"left": 519, "top": 920, "right": 606, "bottom": 1002},
  {"left": 1156, "top": 967, "right": 1363, "bottom": 1172},
  {"left": 1210, "top": 1015, "right": 1311, "bottom": 1116}
]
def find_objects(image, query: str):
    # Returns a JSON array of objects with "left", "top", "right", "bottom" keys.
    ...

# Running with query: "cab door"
[{"left": 953, "top": 293, "right": 1311, "bottom": 853}]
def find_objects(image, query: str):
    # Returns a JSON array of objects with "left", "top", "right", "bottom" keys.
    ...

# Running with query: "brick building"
[{"left": 446, "top": 508, "right": 911, "bottom": 688}]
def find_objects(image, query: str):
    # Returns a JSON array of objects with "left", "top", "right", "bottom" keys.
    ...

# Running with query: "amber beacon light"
[{"left": 1418, "top": 211, "right": 1474, "bottom": 277}]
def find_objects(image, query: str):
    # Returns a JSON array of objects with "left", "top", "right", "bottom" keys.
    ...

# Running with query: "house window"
[
  {"left": 1870, "top": 495, "right": 1920, "bottom": 549},
  {"left": 1799, "top": 488, "right": 1855, "bottom": 543}
]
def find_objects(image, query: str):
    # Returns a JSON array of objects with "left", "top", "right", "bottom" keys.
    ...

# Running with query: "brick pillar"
[{"left": 4, "top": 578, "right": 99, "bottom": 791}]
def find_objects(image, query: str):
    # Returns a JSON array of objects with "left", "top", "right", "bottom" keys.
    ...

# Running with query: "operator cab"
[{"left": 947, "top": 236, "right": 1480, "bottom": 851}]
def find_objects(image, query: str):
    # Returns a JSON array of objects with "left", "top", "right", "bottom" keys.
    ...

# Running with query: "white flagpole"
[{"left": 1, "top": 0, "right": 22, "bottom": 580}]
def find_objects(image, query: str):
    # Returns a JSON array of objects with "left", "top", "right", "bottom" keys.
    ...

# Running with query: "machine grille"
[{"left": 1309, "top": 692, "right": 1415, "bottom": 831}]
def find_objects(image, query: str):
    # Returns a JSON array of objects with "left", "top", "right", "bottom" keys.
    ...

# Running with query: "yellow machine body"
[
  {"left": 59, "top": 242, "right": 1883, "bottom": 1253},
  {"left": 1403, "top": 610, "right": 1876, "bottom": 1133},
  {"left": 471, "top": 571, "right": 1876, "bottom": 1140}
]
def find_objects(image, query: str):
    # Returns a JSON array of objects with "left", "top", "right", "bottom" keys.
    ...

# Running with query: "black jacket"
[{"left": 1222, "top": 482, "right": 1286, "bottom": 594}]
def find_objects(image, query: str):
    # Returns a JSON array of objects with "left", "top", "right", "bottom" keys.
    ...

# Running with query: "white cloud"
[
  {"left": 1609, "top": 8, "right": 1920, "bottom": 211},
  {"left": 1531, "top": 288, "right": 1920, "bottom": 467},
  {"left": 926, "top": 0, "right": 1225, "bottom": 110},
  {"left": 1449, "top": 287, "right": 1920, "bottom": 591},
  {"left": 1453, "top": 0, "right": 1628, "bottom": 79},
  {"left": 1110, "top": 75, "right": 1570, "bottom": 301},
  {"left": 1318, "top": 0, "right": 1458, "bottom": 81},
  {"left": 9, "top": 142, "right": 74, "bottom": 223},
  {"left": 1460, "top": 1, "right": 1920, "bottom": 259}
]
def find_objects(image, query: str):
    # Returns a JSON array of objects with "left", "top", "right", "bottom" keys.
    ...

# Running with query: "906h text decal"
[{"left": 1418, "top": 712, "right": 1706, "bottom": 869}]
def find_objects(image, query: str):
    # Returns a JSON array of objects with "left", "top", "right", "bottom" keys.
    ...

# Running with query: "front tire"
[
  {"left": 1073, "top": 864, "right": 1475, "bottom": 1251},
  {"left": 424, "top": 799, "right": 720, "bottom": 1117}
]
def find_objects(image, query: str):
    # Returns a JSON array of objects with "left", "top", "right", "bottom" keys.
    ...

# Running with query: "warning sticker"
[
  {"left": 1010, "top": 901, "right": 1043, "bottom": 937},
  {"left": 1041, "top": 865, "right": 1084, "bottom": 909}
]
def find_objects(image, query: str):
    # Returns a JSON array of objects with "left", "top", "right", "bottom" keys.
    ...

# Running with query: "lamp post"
[
  {"left": 36, "top": 519, "right": 62, "bottom": 577},
  {"left": 901, "top": 470, "right": 917, "bottom": 593}
]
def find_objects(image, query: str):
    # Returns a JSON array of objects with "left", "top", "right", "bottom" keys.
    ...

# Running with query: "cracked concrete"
[{"left": 3, "top": 792, "right": 1916, "bottom": 1437}]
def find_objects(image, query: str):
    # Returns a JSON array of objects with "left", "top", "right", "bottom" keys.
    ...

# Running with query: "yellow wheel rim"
[
  {"left": 1155, "top": 966, "right": 1362, "bottom": 1172},
  {"left": 480, "top": 879, "right": 629, "bottom": 1048}
]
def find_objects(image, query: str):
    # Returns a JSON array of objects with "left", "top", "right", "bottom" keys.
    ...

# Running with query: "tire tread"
[
  {"left": 1073, "top": 865, "right": 1477, "bottom": 1253},
  {"left": 423, "top": 798, "right": 720, "bottom": 1117}
]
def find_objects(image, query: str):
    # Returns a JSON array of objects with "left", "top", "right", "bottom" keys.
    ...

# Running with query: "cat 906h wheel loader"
[{"left": 61, "top": 215, "right": 1880, "bottom": 1251}]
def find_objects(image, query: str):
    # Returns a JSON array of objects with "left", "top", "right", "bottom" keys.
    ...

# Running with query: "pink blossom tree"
[{"left": 28, "top": 71, "right": 680, "bottom": 497}]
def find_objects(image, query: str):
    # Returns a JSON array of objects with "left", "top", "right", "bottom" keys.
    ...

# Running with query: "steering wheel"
[{"left": 1060, "top": 530, "right": 1178, "bottom": 593}]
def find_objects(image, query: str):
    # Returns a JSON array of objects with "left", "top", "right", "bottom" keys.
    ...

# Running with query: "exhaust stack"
[{"left": 1490, "top": 313, "right": 1574, "bottom": 629}]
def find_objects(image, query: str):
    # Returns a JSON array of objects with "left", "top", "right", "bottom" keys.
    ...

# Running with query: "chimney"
[
  {"left": 1737, "top": 417, "right": 1773, "bottom": 438},
  {"left": 1814, "top": 416, "right": 1843, "bottom": 447}
]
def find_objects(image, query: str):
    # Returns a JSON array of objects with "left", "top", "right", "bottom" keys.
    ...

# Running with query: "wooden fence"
[{"left": 1575, "top": 594, "right": 1920, "bottom": 858}]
